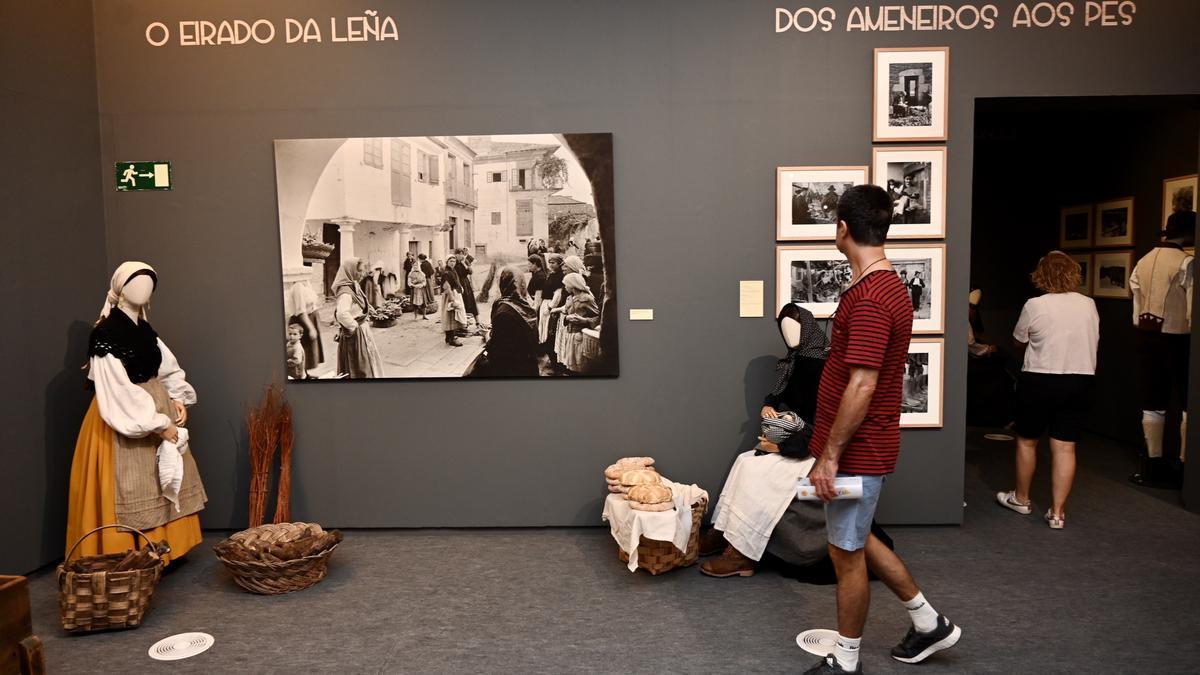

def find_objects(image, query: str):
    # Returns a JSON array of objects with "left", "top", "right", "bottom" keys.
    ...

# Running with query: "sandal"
[{"left": 1044, "top": 510, "right": 1065, "bottom": 530}]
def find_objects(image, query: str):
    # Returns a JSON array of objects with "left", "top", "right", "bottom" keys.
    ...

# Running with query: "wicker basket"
[
  {"left": 214, "top": 522, "right": 340, "bottom": 595},
  {"left": 617, "top": 497, "right": 708, "bottom": 575},
  {"left": 57, "top": 525, "right": 164, "bottom": 633}
]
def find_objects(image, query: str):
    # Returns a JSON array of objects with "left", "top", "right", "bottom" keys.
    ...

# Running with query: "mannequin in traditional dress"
[
  {"left": 1129, "top": 211, "right": 1195, "bottom": 486},
  {"left": 65, "top": 262, "right": 207, "bottom": 563}
]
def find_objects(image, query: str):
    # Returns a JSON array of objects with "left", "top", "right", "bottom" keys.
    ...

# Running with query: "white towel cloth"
[
  {"left": 602, "top": 478, "right": 708, "bottom": 572},
  {"left": 711, "top": 450, "right": 814, "bottom": 561},
  {"left": 156, "top": 427, "right": 190, "bottom": 512}
]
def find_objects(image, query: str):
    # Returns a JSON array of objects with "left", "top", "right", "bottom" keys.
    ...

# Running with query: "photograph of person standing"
[{"left": 803, "top": 185, "right": 961, "bottom": 674}]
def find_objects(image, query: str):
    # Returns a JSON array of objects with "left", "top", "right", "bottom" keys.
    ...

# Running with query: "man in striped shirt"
[{"left": 802, "top": 186, "right": 961, "bottom": 675}]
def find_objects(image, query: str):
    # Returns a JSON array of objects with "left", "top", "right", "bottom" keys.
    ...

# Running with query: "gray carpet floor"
[{"left": 25, "top": 429, "right": 1200, "bottom": 674}]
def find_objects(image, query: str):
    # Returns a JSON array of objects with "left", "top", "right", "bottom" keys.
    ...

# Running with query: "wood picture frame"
[
  {"left": 776, "top": 166, "right": 870, "bottom": 241},
  {"left": 901, "top": 338, "right": 944, "bottom": 429},
  {"left": 873, "top": 47, "right": 950, "bottom": 143},
  {"left": 1068, "top": 252, "right": 1093, "bottom": 296},
  {"left": 1163, "top": 174, "right": 1198, "bottom": 231},
  {"left": 871, "top": 146, "right": 947, "bottom": 240},
  {"left": 1092, "top": 250, "right": 1134, "bottom": 299},
  {"left": 1093, "top": 198, "right": 1134, "bottom": 248},
  {"left": 1059, "top": 205, "right": 1093, "bottom": 250},
  {"left": 775, "top": 243, "right": 946, "bottom": 334}
]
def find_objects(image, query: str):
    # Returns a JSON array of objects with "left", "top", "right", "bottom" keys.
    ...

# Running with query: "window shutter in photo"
[
  {"left": 491, "top": 211, "right": 501, "bottom": 225},
  {"left": 391, "top": 139, "right": 412, "bottom": 206},
  {"left": 510, "top": 167, "right": 518, "bottom": 189},
  {"left": 429, "top": 155, "right": 440, "bottom": 185},
  {"left": 417, "top": 150, "right": 426, "bottom": 182},
  {"left": 516, "top": 199, "right": 533, "bottom": 236},
  {"left": 447, "top": 154, "right": 456, "bottom": 181}
]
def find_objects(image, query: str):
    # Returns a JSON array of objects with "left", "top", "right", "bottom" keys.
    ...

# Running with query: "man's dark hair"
[{"left": 836, "top": 184, "right": 892, "bottom": 246}]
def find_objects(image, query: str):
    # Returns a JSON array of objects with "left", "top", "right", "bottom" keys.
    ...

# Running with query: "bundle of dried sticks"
[{"left": 246, "top": 384, "right": 294, "bottom": 528}]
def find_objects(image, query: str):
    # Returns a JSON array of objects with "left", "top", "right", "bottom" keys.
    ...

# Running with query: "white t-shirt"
[{"left": 1012, "top": 292, "right": 1099, "bottom": 375}]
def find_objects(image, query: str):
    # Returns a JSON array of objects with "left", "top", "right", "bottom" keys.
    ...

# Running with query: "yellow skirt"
[{"left": 64, "top": 399, "right": 202, "bottom": 565}]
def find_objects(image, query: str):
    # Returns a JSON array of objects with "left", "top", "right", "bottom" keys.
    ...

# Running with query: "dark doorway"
[
  {"left": 322, "top": 222, "right": 340, "bottom": 298},
  {"left": 968, "top": 95, "right": 1200, "bottom": 510}
]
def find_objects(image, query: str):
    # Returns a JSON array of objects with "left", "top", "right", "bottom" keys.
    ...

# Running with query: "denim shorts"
[{"left": 824, "top": 473, "right": 887, "bottom": 552}]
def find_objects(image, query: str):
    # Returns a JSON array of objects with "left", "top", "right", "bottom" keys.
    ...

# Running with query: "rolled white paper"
[{"left": 796, "top": 476, "right": 864, "bottom": 501}]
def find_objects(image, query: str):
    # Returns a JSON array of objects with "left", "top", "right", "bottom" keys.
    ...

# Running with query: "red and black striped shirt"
[{"left": 810, "top": 270, "right": 913, "bottom": 475}]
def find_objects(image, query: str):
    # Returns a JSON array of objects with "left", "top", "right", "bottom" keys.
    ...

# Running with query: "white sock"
[
  {"left": 1143, "top": 410, "right": 1166, "bottom": 458},
  {"left": 903, "top": 591, "right": 939, "bottom": 633},
  {"left": 833, "top": 634, "right": 861, "bottom": 671}
]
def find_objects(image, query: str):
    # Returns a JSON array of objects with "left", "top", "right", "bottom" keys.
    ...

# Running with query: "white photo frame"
[
  {"left": 776, "top": 166, "right": 870, "bottom": 241},
  {"left": 1092, "top": 250, "right": 1134, "bottom": 299},
  {"left": 873, "top": 47, "right": 950, "bottom": 143},
  {"left": 1094, "top": 198, "right": 1134, "bottom": 248},
  {"left": 871, "top": 146, "right": 947, "bottom": 239},
  {"left": 775, "top": 243, "right": 946, "bottom": 334},
  {"left": 1059, "top": 205, "right": 1093, "bottom": 250},
  {"left": 1163, "top": 175, "right": 1197, "bottom": 231},
  {"left": 901, "top": 338, "right": 944, "bottom": 429},
  {"left": 1068, "top": 252, "right": 1093, "bottom": 296}
]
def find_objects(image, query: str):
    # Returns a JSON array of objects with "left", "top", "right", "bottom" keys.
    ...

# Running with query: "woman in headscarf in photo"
[
  {"left": 476, "top": 266, "right": 539, "bottom": 377},
  {"left": 418, "top": 254, "right": 436, "bottom": 308},
  {"left": 332, "top": 257, "right": 384, "bottom": 378},
  {"left": 66, "top": 261, "right": 207, "bottom": 564},
  {"left": 556, "top": 272, "right": 600, "bottom": 375},
  {"left": 527, "top": 254, "right": 549, "bottom": 313},
  {"left": 286, "top": 279, "right": 325, "bottom": 373},
  {"left": 454, "top": 253, "right": 479, "bottom": 322},
  {"left": 554, "top": 256, "right": 590, "bottom": 362},
  {"left": 539, "top": 253, "right": 565, "bottom": 358},
  {"left": 407, "top": 259, "right": 429, "bottom": 321},
  {"left": 362, "top": 261, "right": 385, "bottom": 308},
  {"left": 441, "top": 255, "right": 468, "bottom": 346}
]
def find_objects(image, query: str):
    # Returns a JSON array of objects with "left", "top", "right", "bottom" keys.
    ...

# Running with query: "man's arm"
[{"left": 811, "top": 366, "right": 879, "bottom": 501}]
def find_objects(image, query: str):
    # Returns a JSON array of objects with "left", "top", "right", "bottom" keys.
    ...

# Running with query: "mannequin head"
[
  {"left": 121, "top": 273, "right": 155, "bottom": 308},
  {"left": 777, "top": 303, "right": 805, "bottom": 349}
]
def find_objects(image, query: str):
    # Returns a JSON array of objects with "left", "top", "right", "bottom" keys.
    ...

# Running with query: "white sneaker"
[
  {"left": 996, "top": 491, "right": 1031, "bottom": 515},
  {"left": 1044, "top": 510, "right": 1065, "bottom": 530}
]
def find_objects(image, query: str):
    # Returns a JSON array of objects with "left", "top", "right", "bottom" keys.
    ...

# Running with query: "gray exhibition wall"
[
  {"left": 79, "top": 0, "right": 1200, "bottom": 535},
  {"left": 0, "top": 1, "right": 108, "bottom": 574}
]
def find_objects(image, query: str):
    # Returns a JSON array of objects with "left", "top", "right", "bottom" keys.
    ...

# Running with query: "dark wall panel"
[
  {"left": 1, "top": 1, "right": 107, "bottom": 573},
  {"left": 81, "top": 0, "right": 1200, "bottom": 529}
]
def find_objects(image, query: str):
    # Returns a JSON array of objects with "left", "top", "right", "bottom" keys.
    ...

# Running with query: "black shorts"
[{"left": 1013, "top": 372, "right": 1095, "bottom": 442}]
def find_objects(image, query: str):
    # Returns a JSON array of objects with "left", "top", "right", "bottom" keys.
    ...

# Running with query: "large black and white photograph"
[
  {"left": 1092, "top": 250, "right": 1134, "bottom": 299},
  {"left": 873, "top": 47, "right": 949, "bottom": 142},
  {"left": 1163, "top": 174, "right": 1197, "bottom": 230},
  {"left": 776, "top": 166, "right": 869, "bottom": 240},
  {"left": 1059, "top": 205, "right": 1093, "bottom": 250},
  {"left": 901, "top": 338, "right": 944, "bottom": 428},
  {"left": 274, "top": 133, "right": 617, "bottom": 380},
  {"left": 776, "top": 244, "right": 946, "bottom": 333},
  {"left": 871, "top": 146, "right": 947, "bottom": 239},
  {"left": 1094, "top": 198, "right": 1134, "bottom": 247},
  {"left": 1069, "top": 253, "right": 1093, "bottom": 296}
]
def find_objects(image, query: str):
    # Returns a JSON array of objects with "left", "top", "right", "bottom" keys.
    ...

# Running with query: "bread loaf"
[
  {"left": 630, "top": 500, "right": 675, "bottom": 512},
  {"left": 627, "top": 483, "right": 673, "bottom": 505},
  {"left": 620, "top": 469, "right": 661, "bottom": 487}
]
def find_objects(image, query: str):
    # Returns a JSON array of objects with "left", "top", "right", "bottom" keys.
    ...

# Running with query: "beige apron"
[{"left": 113, "top": 378, "right": 207, "bottom": 530}]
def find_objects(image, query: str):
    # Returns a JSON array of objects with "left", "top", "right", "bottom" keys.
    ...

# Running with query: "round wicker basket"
[{"left": 214, "top": 522, "right": 341, "bottom": 595}]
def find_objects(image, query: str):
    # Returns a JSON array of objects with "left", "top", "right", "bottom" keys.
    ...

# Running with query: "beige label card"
[{"left": 739, "top": 280, "right": 764, "bottom": 318}]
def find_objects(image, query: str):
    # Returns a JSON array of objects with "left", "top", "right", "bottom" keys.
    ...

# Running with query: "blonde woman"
[{"left": 997, "top": 251, "right": 1099, "bottom": 529}]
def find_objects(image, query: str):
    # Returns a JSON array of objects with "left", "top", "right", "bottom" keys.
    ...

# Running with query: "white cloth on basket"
[
  {"left": 710, "top": 450, "right": 814, "bottom": 561},
  {"left": 601, "top": 478, "right": 708, "bottom": 572},
  {"left": 156, "top": 427, "right": 190, "bottom": 512}
]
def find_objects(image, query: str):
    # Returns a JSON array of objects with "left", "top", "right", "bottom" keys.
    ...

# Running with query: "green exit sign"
[{"left": 115, "top": 161, "right": 172, "bottom": 191}]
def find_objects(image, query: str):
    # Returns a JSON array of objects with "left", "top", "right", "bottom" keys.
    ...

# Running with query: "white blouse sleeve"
[
  {"left": 89, "top": 355, "right": 173, "bottom": 438},
  {"left": 157, "top": 338, "right": 197, "bottom": 406},
  {"left": 335, "top": 294, "right": 358, "bottom": 331}
]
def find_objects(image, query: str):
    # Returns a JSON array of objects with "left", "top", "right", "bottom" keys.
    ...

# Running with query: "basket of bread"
[
  {"left": 214, "top": 522, "right": 343, "bottom": 595},
  {"left": 603, "top": 457, "right": 708, "bottom": 575}
]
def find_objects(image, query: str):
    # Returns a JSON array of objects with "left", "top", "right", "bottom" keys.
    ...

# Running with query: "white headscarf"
[{"left": 98, "top": 261, "right": 156, "bottom": 322}]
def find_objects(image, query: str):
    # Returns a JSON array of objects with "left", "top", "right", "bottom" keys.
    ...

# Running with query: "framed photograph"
[
  {"left": 902, "top": 338, "right": 944, "bottom": 429},
  {"left": 273, "top": 133, "right": 617, "bottom": 380},
  {"left": 776, "top": 166, "right": 870, "bottom": 240},
  {"left": 1163, "top": 174, "right": 1197, "bottom": 230},
  {"left": 1094, "top": 198, "right": 1134, "bottom": 248},
  {"left": 776, "top": 243, "right": 946, "bottom": 334},
  {"left": 1068, "top": 253, "right": 1093, "bottom": 296},
  {"left": 1092, "top": 250, "right": 1134, "bottom": 299},
  {"left": 873, "top": 47, "right": 950, "bottom": 142},
  {"left": 1059, "top": 205, "right": 1093, "bottom": 250},
  {"left": 871, "top": 146, "right": 947, "bottom": 239}
]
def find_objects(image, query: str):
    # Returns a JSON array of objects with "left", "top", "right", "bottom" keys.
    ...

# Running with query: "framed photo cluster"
[
  {"left": 1057, "top": 175, "right": 1196, "bottom": 300},
  {"left": 771, "top": 47, "right": 951, "bottom": 428}
]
